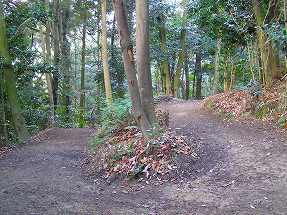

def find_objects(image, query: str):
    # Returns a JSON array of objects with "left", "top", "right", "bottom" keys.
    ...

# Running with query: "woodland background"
[{"left": 1, "top": 0, "right": 287, "bottom": 145}]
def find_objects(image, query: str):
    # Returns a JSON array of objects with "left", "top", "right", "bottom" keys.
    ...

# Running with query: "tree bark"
[
  {"left": 195, "top": 51, "right": 202, "bottom": 99},
  {"left": 212, "top": 37, "right": 221, "bottom": 94},
  {"left": 113, "top": 0, "right": 151, "bottom": 134},
  {"left": 136, "top": 0, "right": 155, "bottom": 124},
  {"left": 101, "top": 0, "right": 113, "bottom": 105},
  {"left": 61, "top": 0, "right": 72, "bottom": 118},
  {"left": 52, "top": 0, "right": 61, "bottom": 111},
  {"left": 43, "top": 0, "right": 55, "bottom": 126},
  {"left": 192, "top": 72, "right": 196, "bottom": 98},
  {"left": 253, "top": 0, "right": 276, "bottom": 87},
  {"left": 157, "top": 14, "right": 172, "bottom": 95},
  {"left": 79, "top": 13, "right": 87, "bottom": 128},
  {"left": 0, "top": 5, "right": 29, "bottom": 142},
  {"left": 173, "top": 29, "right": 187, "bottom": 98},
  {"left": 229, "top": 57, "right": 235, "bottom": 91},
  {"left": 223, "top": 56, "right": 229, "bottom": 92},
  {"left": 184, "top": 49, "right": 190, "bottom": 100},
  {"left": 0, "top": 70, "right": 8, "bottom": 145}
]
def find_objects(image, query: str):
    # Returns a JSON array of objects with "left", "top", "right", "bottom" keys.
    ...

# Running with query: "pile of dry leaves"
[
  {"left": 203, "top": 91, "right": 254, "bottom": 118},
  {"left": 85, "top": 109, "right": 193, "bottom": 181},
  {"left": 105, "top": 128, "right": 191, "bottom": 179},
  {"left": 203, "top": 80, "right": 287, "bottom": 123}
]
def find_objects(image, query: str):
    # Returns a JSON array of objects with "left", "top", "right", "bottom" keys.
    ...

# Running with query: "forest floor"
[{"left": 1, "top": 101, "right": 287, "bottom": 215}]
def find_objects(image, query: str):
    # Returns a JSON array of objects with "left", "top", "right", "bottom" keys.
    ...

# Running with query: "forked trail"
[{"left": 1, "top": 101, "right": 287, "bottom": 214}]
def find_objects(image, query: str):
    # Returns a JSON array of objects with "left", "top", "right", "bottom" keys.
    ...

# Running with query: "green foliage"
[
  {"left": 89, "top": 97, "right": 133, "bottom": 149},
  {"left": 255, "top": 103, "right": 270, "bottom": 119},
  {"left": 278, "top": 116, "right": 287, "bottom": 128},
  {"left": 98, "top": 97, "right": 132, "bottom": 128},
  {"left": 112, "top": 143, "right": 134, "bottom": 161}
]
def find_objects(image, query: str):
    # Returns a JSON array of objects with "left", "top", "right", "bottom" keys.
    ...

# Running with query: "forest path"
[{"left": 1, "top": 101, "right": 287, "bottom": 214}]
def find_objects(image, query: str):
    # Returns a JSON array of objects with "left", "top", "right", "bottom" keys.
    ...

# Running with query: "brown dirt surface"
[{"left": 1, "top": 101, "right": 287, "bottom": 214}]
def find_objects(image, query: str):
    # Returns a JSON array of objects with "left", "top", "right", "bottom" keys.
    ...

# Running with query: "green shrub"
[
  {"left": 255, "top": 103, "right": 269, "bottom": 119},
  {"left": 90, "top": 97, "right": 133, "bottom": 149},
  {"left": 278, "top": 116, "right": 287, "bottom": 128},
  {"left": 99, "top": 97, "right": 132, "bottom": 128}
]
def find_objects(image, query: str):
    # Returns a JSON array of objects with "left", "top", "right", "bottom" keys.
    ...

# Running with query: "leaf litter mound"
[
  {"left": 84, "top": 108, "right": 197, "bottom": 182},
  {"left": 203, "top": 80, "right": 287, "bottom": 126},
  {"left": 203, "top": 91, "right": 254, "bottom": 118}
]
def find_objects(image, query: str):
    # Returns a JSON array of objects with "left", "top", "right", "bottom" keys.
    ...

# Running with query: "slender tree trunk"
[
  {"left": 192, "top": 72, "right": 196, "bottom": 98},
  {"left": 212, "top": 37, "right": 221, "bottom": 94},
  {"left": 79, "top": 15, "right": 87, "bottom": 128},
  {"left": 195, "top": 51, "right": 202, "bottom": 99},
  {"left": 229, "top": 58, "right": 235, "bottom": 91},
  {"left": 253, "top": 0, "right": 274, "bottom": 87},
  {"left": 73, "top": 31, "right": 78, "bottom": 107},
  {"left": 0, "top": 70, "right": 8, "bottom": 145},
  {"left": 43, "top": 0, "right": 55, "bottom": 126},
  {"left": 184, "top": 49, "right": 190, "bottom": 100},
  {"left": 223, "top": 56, "right": 229, "bottom": 92},
  {"left": 110, "top": 14, "right": 116, "bottom": 76},
  {"left": 113, "top": 0, "right": 151, "bottom": 134},
  {"left": 173, "top": 0, "right": 188, "bottom": 98},
  {"left": 0, "top": 5, "right": 29, "bottom": 142},
  {"left": 136, "top": 0, "right": 155, "bottom": 124},
  {"left": 61, "top": 0, "right": 72, "bottom": 119},
  {"left": 158, "top": 14, "right": 172, "bottom": 95},
  {"left": 52, "top": 0, "right": 61, "bottom": 111},
  {"left": 94, "top": 6, "right": 101, "bottom": 115},
  {"left": 174, "top": 29, "right": 187, "bottom": 98},
  {"left": 269, "top": 43, "right": 281, "bottom": 80},
  {"left": 41, "top": 31, "right": 55, "bottom": 126},
  {"left": 101, "top": 0, "right": 113, "bottom": 105}
]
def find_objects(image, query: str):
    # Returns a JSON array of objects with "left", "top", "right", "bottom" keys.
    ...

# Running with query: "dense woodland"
[{"left": 1, "top": 0, "right": 287, "bottom": 145}]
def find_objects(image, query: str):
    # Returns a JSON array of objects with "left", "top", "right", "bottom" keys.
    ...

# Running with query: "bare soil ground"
[{"left": 1, "top": 101, "right": 287, "bottom": 215}]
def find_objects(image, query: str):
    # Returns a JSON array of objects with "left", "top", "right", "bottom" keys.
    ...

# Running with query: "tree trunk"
[
  {"left": 136, "top": 0, "right": 155, "bottom": 124},
  {"left": 101, "top": 0, "right": 113, "bottom": 105},
  {"left": 253, "top": 0, "right": 275, "bottom": 87},
  {"left": 0, "top": 70, "right": 8, "bottom": 145},
  {"left": 61, "top": 0, "right": 72, "bottom": 119},
  {"left": 223, "top": 56, "right": 229, "bottom": 92},
  {"left": 192, "top": 72, "right": 196, "bottom": 98},
  {"left": 212, "top": 37, "right": 221, "bottom": 94},
  {"left": 112, "top": 0, "right": 151, "bottom": 134},
  {"left": 184, "top": 49, "right": 190, "bottom": 100},
  {"left": 52, "top": 0, "right": 61, "bottom": 111},
  {"left": 157, "top": 14, "right": 172, "bottom": 96},
  {"left": 195, "top": 51, "right": 202, "bottom": 99},
  {"left": 110, "top": 14, "right": 116, "bottom": 76},
  {"left": 229, "top": 58, "right": 235, "bottom": 91},
  {"left": 79, "top": 14, "right": 87, "bottom": 128},
  {"left": 43, "top": 0, "right": 55, "bottom": 126},
  {"left": 0, "top": 5, "right": 29, "bottom": 142},
  {"left": 174, "top": 29, "right": 187, "bottom": 98}
]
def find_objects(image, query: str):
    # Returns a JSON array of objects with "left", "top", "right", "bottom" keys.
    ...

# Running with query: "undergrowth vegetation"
[{"left": 90, "top": 97, "right": 133, "bottom": 148}]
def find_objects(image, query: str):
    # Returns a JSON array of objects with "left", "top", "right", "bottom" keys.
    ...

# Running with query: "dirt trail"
[{"left": 1, "top": 101, "right": 287, "bottom": 215}]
